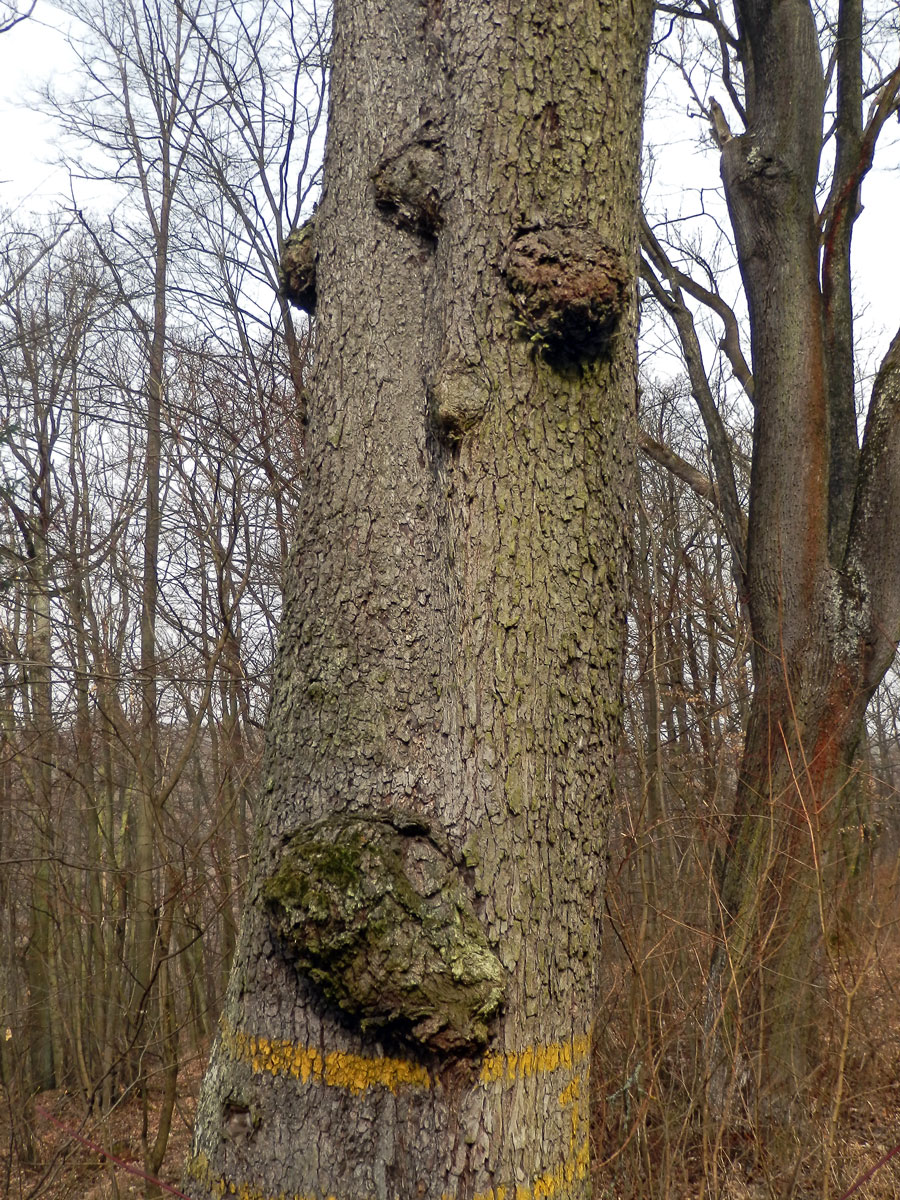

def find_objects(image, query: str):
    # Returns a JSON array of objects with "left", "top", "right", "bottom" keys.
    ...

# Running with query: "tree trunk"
[
  {"left": 704, "top": 0, "right": 900, "bottom": 1114},
  {"left": 707, "top": 663, "right": 869, "bottom": 1111},
  {"left": 24, "top": 531, "right": 56, "bottom": 1093},
  {"left": 186, "top": 1, "right": 651, "bottom": 1196}
]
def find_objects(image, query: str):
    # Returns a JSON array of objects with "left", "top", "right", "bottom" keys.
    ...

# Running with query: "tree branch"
[
  {"left": 847, "top": 327, "right": 900, "bottom": 691},
  {"left": 640, "top": 220, "right": 748, "bottom": 594},
  {"left": 637, "top": 430, "right": 718, "bottom": 505},
  {"left": 641, "top": 217, "right": 754, "bottom": 402}
]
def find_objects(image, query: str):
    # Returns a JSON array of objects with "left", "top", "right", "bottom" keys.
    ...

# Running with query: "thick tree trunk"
[
  {"left": 186, "top": 1, "right": 651, "bottom": 1196},
  {"left": 706, "top": 664, "right": 869, "bottom": 1112}
]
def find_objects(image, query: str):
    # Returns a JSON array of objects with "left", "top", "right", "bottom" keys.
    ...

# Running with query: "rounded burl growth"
[
  {"left": 429, "top": 362, "right": 491, "bottom": 440},
  {"left": 279, "top": 217, "right": 317, "bottom": 313},
  {"left": 373, "top": 139, "right": 444, "bottom": 238},
  {"left": 260, "top": 813, "right": 506, "bottom": 1053},
  {"left": 504, "top": 224, "right": 628, "bottom": 364}
]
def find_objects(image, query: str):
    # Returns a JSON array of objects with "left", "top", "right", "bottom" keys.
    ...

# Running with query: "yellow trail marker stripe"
[
  {"left": 479, "top": 1034, "right": 590, "bottom": 1085},
  {"left": 219, "top": 1021, "right": 431, "bottom": 1095},
  {"left": 218, "top": 1018, "right": 590, "bottom": 1095}
]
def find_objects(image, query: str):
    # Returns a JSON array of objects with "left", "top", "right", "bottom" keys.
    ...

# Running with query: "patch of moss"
[{"left": 260, "top": 814, "right": 506, "bottom": 1053}]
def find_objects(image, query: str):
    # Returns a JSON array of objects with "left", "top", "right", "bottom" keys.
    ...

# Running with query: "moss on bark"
[{"left": 261, "top": 813, "right": 506, "bottom": 1053}]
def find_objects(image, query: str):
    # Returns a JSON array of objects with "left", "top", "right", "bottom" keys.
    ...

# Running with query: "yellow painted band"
[
  {"left": 219, "top": 1021, "right": 431, "bottom": 1095},
  {"left": 218, "top": 1018, "right": 590, "bottom": 1095},
  {"left": 479, "top": 1035, "right": 590, "bottom": 1085}
]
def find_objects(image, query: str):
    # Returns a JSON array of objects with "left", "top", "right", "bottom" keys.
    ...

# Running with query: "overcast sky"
[
  {"left": 0, "top": 6, "right": 73, "bottom": 215},
  {"left": 2, "top": 2, "right": 898, "bottom": 384}
]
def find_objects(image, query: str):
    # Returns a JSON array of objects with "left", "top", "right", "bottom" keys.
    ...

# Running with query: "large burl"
[
  {"left": 279, "top": 217, "right": 317, "bottom": 313},
  {"left": 504, "top": 224, "right": 628, "bottom": 364},
  {"left": 260, "top": 813, "right": 506, "bottom": 1053}
]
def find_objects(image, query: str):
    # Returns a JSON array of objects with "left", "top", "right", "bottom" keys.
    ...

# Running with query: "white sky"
[
  {"left": 2, "top": 2, "right": 898, "bottom": 380},
  {"left": 642, "top": 70, "right": 900, "bottom": 389},
  {"left": 0, "top": 5, "right": 74, "bottom": 216}
]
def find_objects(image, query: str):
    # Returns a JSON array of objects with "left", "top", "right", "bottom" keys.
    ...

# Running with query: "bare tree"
[
  {"left": 176, "top": 0, "right": 328, "bottom": 411},
  {"left": 639, "top": 0, "right": 900, "bottom": 1114}
]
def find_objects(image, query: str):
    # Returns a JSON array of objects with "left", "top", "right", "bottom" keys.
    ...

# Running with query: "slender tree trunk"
[
  {"left": 705, "top": 0, "right": 900, "bottom": 1114},
  {"left": 133, "top": 256, "right": 166, "bottom": 1022},
  {"left": 186, "top": 1, "right": 651, "bottom": 1195},
  {"left": 24, "top": 531, "right": 55, "bottom": 1093}
]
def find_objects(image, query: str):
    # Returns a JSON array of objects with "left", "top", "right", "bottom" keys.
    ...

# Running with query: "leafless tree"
[{"left": 639, "top": 0, "right": 900, "bottom": 1120}]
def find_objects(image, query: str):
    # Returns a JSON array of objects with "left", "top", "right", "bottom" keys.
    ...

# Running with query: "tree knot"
[
  {"left": 504, "top": 224, "right": 628, "bottom": 364},
  {"left": 373, "top": 131, "right": 445, "bottom": 238},
  {"left": 260, "top": 812, "right": 506, "bottom": 1053},
  {"left": 280, "top": 215, "right": 317, "bottom": 313}
]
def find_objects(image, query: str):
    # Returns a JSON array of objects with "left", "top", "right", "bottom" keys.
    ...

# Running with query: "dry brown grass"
[
  {"left": 4, "top": 863, "right": 900, "bottom": 1200},
  {"left": 593, "top": 840, "right": 900, "bottom": 1200}
]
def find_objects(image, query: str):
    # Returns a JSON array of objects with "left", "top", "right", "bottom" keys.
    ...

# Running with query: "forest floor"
[
  {"left": 3, "top": 937, "right": 900, "bottom": 1200},
  {"left": 1, "top": 1048, "right": 204, "bottom": 1200}
]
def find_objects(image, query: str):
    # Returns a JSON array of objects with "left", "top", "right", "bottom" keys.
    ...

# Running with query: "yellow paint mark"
[
  {"left": 220, "top": 1020, "right": 431, "bottom": 1095},
  {"left": 478, "top": 1032, "right": 590, "bottom": 1085},
  {"left": 219, "top": 1019, "right": 590, "bottom": 1095},
  {"left": 558, "top": 1076, "right": 583, "bottom": 1166}
]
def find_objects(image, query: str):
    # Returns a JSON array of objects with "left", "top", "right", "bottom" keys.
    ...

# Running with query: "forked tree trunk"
[
  {"left": 186, "top": 1, "right": 651, "bottom": 1196},
  {"left": 705, "top": 0, "right": 900, "bottom": 1114}
]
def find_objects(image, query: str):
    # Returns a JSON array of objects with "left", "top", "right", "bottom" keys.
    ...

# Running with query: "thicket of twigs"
[{"left": 593, "top": 401, "right": 900, "bottom": 1199}]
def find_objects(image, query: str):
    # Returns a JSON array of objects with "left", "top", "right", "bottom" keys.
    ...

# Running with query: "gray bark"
[
  {"left": 186, "top": 0, "right": 651, "bottom": 1196},
  {"left": 700, "top": 0, "right": 900, "bottom": 1109}
]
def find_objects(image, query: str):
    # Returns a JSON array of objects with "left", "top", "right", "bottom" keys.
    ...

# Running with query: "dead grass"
[
  {"left": 4, "top": 870, "right": 900, "bottom": 1200},
  {"left": 593, "top": 856, "right": 900, "bottom": 1200}
]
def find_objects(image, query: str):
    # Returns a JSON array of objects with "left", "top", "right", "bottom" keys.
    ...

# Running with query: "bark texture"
[{"left": 186, "top": 0, "right": 651, "bottom": 1196}]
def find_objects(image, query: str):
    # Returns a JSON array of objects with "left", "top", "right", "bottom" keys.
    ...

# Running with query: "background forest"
[{"left": 2, "top": 1, "right": 900, "bottom": 1198}]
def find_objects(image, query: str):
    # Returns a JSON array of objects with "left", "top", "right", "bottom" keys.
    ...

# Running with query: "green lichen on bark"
[{"left": 260, "top": 813, "right": 506, "bottom": 1053}]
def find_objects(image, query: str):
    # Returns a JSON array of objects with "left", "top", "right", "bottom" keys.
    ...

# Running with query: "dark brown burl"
[
  {"left": 373, "top": 139, "right": 444, "bottom": 237},
  {"left": 504, "top": 224, "right": 628, "bottom": 363},
  {"left": 280, "top": 217, "right": 317, "bottom": 313}
]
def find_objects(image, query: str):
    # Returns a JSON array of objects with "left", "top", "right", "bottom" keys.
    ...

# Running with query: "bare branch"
[
  {"left": 0, "top": 0, "right": 35, "bottom": 35},
  {"left": 638, "top": 429, "right": 719, "bottom": 505},
  {"left": 641, "top": 218, "right": 754, "bottom": 402}
]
